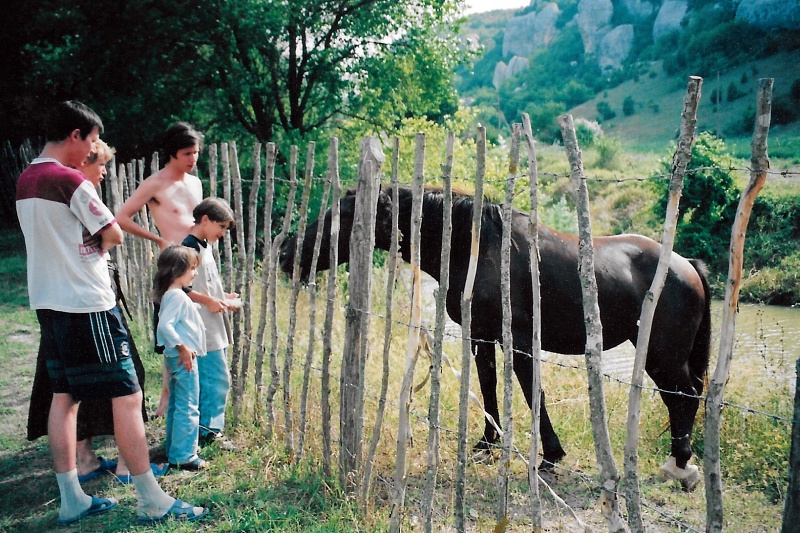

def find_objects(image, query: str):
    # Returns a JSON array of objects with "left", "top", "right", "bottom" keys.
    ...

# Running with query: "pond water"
[{"left": 412, "top": 268, "right": 799, "bottom": 392}]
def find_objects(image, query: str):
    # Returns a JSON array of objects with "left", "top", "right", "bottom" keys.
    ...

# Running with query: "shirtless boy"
[{"left": 116, "top": 122, "right": 204, "bottom": 249}]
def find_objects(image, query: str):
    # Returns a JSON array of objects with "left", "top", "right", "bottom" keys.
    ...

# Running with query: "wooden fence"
[{"left": 101, "top": 77, "right": 791, "bottom": 532}]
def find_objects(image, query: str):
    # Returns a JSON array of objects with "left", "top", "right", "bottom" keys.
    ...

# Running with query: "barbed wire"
[
  {"left": 258, "top": 331, "right": 705, "bottom": 532},
  {"left": 235, "top": 270, "right": 798, "bottom": 427}
]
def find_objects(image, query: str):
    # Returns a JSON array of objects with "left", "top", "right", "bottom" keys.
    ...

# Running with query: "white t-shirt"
[{"left": 16, "top": 158, "right": 117, "bottom": 312}]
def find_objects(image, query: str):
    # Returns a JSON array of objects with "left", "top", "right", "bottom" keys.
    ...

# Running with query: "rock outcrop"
[
  {"left": 620, "top": 0, "right": 656, "bottom": 20},
  {"left": 577, "top": 0, "right": 614, "bottom": 54},
  {"left": 502, "top": 2, "right": 561, "bottom": 58},
  {"left": 736, "top": 0, "right": 800, "bottom": 30},
  {"left": 652, "top": 0, "right": 688, "bottom": 41},
  {"left": 598, "top": 24, "right": 634, "bottom": 71}
]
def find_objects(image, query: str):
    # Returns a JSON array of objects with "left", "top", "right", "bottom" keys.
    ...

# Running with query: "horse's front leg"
[
  {"left": 473, "top": 340, "right": 501, "bottom": 455},
  {"left": 511, "top": 335, "right": 566, "bottom": 468}
]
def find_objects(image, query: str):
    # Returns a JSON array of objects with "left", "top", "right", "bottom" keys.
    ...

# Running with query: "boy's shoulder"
[{"left": 181, "top": 233, "right": 206, "bottom": 253}]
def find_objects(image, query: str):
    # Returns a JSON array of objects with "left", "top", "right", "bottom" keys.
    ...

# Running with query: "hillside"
[
  {"left": 458, "top": 1, "right": 800, "bottom": 151},
  {"left": 567, "top": 51, "right": 800, "bottom": 151}
]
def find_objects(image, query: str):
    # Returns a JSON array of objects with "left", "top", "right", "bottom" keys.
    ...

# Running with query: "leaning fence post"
[
  {"left": 560, "top": 113, "right": 627, "bottom": 533},
  {"left": 340, "top": 137, "right": 384, "bottom": 493},
  {"left": 705, "top": 77, "right": 772, "bottom": 533},
  {"left": 389, "top": 133, "right": 425, "bottom": 533},
  {"left": 521, "top": 113, "right": 544, "bottom": 532},
  {"left": 455, "top": 126, "right": 486, "bottom": 533},
  {"left": 624, "top": 76, "right": 702, "bottom": 531}
]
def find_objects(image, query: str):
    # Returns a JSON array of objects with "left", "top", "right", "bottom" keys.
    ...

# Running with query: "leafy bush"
[
  {"left": 595, "top": 135, "right": 621, "bottom": 170},
  {"left": 651, "top": 132, "right": 740, "bottom": 276},
  {"left": 622, "top": 95, "right": 636, "bottom": 116},
  {"left": 596, "top": 101, "right": 616, "bottom": 122}
]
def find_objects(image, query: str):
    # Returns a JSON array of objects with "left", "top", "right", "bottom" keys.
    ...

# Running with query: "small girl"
[{"left": 153, "top": 245, "right": 208, "bottom": 471}]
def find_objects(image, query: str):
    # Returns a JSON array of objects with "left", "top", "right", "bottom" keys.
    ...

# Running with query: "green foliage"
[
  {"left": 596, "top": 101, "right": 616, "bottom": 122},
  {"left": 6, "top": 0, "right": 467, "bottom": 160},
  {"left": 652, "top": 132, "right": 740, "bottom": 275},
  {"left": 622, "top": 95, "right": 636, "bottom": 116},
  {"left": 726, "top": 81, "right": 744, "bottom": 102},
  {"left": 594, "top": 135, "right": 622, "bottom": 170}
]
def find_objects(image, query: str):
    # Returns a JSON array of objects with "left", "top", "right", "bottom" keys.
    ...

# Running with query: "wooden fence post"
[
  {"left": 265, "top": 151, "right": 297, "bottom": 440},
  {"left": 497, "top": 123, "right": 520, "bottom": 530},
  {"left": 560, "top": 113, "right": 627, "bottom": 533},
  {"left": 298, "top": 149, "right": 331, "bottom": 461},
  {"left": 229, "top": 141, "right": 247, "bottom": 418},
  {"left": 455, "top": 126, "right": 486, "bottom": 533},
  {"left": 422, "top": 132, "right": 454, "bottom": 532},
  {"left": 705, "top": 77, "right": 772, "bottom": 533},
  {"left": 284, "top": 143, "right": 315, "bottom": 456},
  {"left": 254, "top": 143, "right": 276, "bottom": 411},
  {"left": 363, "top": 137, "right": 401, "bottom": 505},
  {"left": 321, "top": 138, "right": 341, "bottom": 478},
  {"left": 340, "top": 136, "right": 384, "bottom": 493},
  {"left": 521, "top": 113, "right": 544, "bottom": 532},
  {"left": 389, "top": 133, "right": 425, "bottom": 532},
  {"left": 235, "top": 141, "right": 262, "bottom": 421},
  {"left": 624, "top": 76, "right": 702, "bottom": 531}
]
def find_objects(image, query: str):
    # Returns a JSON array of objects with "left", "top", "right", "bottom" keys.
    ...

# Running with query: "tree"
[
  {"left": 622, "top": 95, "right": 636, "bottom": 116},
  {"left": 5, "top": 0, "right": 466, "bottom": 159}
]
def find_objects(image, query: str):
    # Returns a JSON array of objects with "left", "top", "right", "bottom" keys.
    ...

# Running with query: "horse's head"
[{"left": 278, "top": 186, "right": 395, "bottom": 281}]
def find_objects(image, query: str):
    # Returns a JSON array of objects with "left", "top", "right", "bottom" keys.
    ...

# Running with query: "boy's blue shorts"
[{"left": 36, "top": 307, "right": 141, "bottom": 401}]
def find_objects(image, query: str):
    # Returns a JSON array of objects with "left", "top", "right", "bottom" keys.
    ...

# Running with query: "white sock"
[
  {"left": 132, "top": 470, "right": 175, "bottom": 518},
  {"left": 55, "top": 469, "right": 92, "bottom": 521}
]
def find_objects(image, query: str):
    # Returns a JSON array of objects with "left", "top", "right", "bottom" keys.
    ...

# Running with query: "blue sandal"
[
  {"left": 137, "top": 499, "right": 208, "bottom": 524},
  {"left": 77, "top": 457, "right": 118, "bottom": 483},
  {"left": 56, "top": 495, "right": 118, "bottom": 525},
  {"left": 114, "top": 462, "right": 169, "bottom": 485}
]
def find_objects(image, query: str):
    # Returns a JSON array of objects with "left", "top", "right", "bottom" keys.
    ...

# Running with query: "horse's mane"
[{"left": 410, "top": 184, "right": 505, "bottom": 228}]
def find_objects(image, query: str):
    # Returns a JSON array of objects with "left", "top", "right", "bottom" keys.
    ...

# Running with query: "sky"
[{"left": 465, "top": 0, "right": 531, "bottom": 14}]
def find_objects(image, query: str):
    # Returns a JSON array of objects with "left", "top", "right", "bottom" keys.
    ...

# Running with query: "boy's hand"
[
  {"left": 177, "top": 345, "right": 196, "bottom": 371},
  {"left": 224, "top": 294, "right": 243, "bottom": 311},
  {"left": 205, "top": 298, "right": 227, "bottom": 314}
]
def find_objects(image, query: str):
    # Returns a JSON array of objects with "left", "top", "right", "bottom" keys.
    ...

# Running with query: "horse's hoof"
[
  {"left": 658, "top": 456, "right": 701, "bottom": 492},
  {"left": 472, "top": 447, "right": 497, "bottom": 464}
]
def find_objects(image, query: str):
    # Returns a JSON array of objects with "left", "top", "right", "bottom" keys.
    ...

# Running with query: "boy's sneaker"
[{"left": 200, "top": 432, "right": 237, "bottom": 451}]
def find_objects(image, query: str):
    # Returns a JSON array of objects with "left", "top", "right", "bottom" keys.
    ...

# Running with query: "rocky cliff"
[{"left": 496, "top": 0, "right": 795, "bottom": 80}]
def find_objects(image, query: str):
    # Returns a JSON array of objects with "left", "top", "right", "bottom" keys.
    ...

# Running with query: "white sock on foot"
[
  {"left": 55, "top": 469, "right": 92, "bottom": 521},
  {"left": 132, "top": 470, "right": 175, "bottom": 518}
]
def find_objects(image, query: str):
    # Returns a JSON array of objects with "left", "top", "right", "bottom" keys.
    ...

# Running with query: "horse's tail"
[{"left": 688, "top": 259, "right": 712, "bottom": 395}]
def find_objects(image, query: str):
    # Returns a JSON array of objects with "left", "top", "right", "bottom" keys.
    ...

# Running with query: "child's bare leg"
[{"left": 155, "top": 360, "right": 170, "bottom": 417}]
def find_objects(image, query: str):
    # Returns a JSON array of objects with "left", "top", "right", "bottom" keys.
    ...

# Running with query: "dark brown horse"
[{"left": 280, "top": 185, "right": 711, "bottom": 487}]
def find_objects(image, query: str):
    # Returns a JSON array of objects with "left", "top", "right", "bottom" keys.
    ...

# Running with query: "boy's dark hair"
[
  {"left": 45, "top": 100, "right": 104, "bottom": 143},
  {"left": 193, "top": 197, "right": 235, "bottom": 226},
  {"left": 162, "top": 122, "right": 203, "bottom": 160}
]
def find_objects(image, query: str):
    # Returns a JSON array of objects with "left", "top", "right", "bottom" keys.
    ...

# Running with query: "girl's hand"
[{"left": 177, "top": 345, "right": 196, "bottom": 371}]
